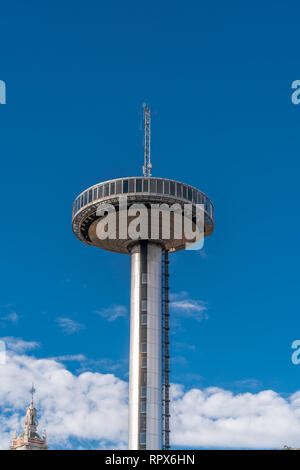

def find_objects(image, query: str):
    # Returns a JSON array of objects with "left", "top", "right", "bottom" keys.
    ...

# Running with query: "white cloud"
[
  {"left": 50, "top": 354, "right": 87, "bottom": 362},
  {"left": 95, "top": 305, "right": 127, "bottom": 322},
  {"left": 1, "top": 337, "right": 40, "bottom": 353},
  {"left": 55, "top": 317, "right": 85, "bottom": 334},
  {"left": 1, "top": 340, "right": 300, "bottom": 450},
  {"left": 1, "top": 312, "right": 20, "bottom": 324},
  {"left": 50, "top": 353, "right": 127, "bottom": 375},
  {"left": 0, "top": 344, "right": 128, "bottom": 449},
  {"left": 173, "top": 341, "right": 196, "bottom": 351},
  {"left": 171, "top": 386, "right": 300, "bottom": 449},
  {"left": 170, "top": 292, "right": 208, "bottom": 322}
]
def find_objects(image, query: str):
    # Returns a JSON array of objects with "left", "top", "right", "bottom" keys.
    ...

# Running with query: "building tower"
[
  {"left": 71, "top": 106, "right": 214, "bottom": 449},
  {"left": 10, "top": 385, "right": 48, "bottom": 450}
]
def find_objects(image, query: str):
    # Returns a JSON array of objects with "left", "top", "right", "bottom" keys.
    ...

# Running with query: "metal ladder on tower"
[{"left": 162, "top": 250, "right": 170, "bottom": 450}]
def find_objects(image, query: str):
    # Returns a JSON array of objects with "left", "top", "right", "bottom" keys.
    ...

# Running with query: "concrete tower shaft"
[{"left": 129, "top": 241, "right": 162, "bottom": 450}]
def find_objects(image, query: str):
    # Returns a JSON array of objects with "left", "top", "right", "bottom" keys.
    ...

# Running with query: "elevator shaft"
[{"left": 128, "top": 241, "right": 162, "bottom": 450}]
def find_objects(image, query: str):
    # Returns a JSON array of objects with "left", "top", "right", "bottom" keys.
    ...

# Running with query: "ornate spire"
[
  {"left": 10, "top": 385, "right": 48, "bottom": 450},
  {"left": 24, "top": 386, "right": 38, "bottom": 439},
  {"left": 30, "top": 383, "right": 35, "bottom": 406}
]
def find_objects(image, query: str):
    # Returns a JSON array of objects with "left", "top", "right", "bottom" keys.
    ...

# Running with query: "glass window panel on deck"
[
  {"left": 129, "top": 179, "right": 135, "bottom": 193},
  {"left": 176, "top": 183, "right": 182, "bottom": 198},
  {"left": 136, "top": 178, "right": 142, "bottom": 192},
  {"left": 182, "top": 185, "right": 187, "bottom": 199},
  {"left": 123, "top": 179, "right": 128, "bottom": 193},
  {"left": 116, "top": 180, "right": 122, "bottom": 194},
  {"left": 110, "top": 182, "right": 115, "bottom": 195},
  {"left": 206, "top": 199, "right": 210, "bottom": 213},
  {"left": 104, "top": 183, "right": 109, "bottom": 197},
  {"left": 170, "top": 181, "right": 175, "bottom": 195},
  {"left": 164, "top": 180, "right": 170, "bottom": 195},
  {"left": 150, "top": 179, "right": 157, "bottom": 193},
  {"left": 157, "top": 179, "right": 163, "bottom": 193},
  {"left": 188, "top": 187, "right": 192, "bottom": 201},
  {"left": 143, "top": 179, "right": 149, "bottom": 192}
]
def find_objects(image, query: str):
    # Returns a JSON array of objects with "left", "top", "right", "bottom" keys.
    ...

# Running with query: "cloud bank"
[
  {"left": 171, "top": 385, "right": 300, "bottom": 449},
  {"left": 1, "top": 338, "right": 300, "bottom": 450},
  {"left": 0, "top": 338, "right": 128, "bottom": 449}
]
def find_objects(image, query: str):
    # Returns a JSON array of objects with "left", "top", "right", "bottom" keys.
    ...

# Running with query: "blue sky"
[{"left": 1, "top": 0, "right": 300, "bottom": 449}]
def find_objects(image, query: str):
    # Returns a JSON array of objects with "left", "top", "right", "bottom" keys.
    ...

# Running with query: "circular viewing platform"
[{"left": 72, "top": 177, "right": 214, "bottom": 254}]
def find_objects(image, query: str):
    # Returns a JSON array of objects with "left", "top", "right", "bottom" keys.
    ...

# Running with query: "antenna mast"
[{"left": 142, "top": 103, "right": 152, "bottom": 177}]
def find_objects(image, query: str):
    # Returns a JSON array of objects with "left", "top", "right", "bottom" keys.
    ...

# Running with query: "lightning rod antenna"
[{"left": 142, "top": 103, "right": 152, "bottom": 177}]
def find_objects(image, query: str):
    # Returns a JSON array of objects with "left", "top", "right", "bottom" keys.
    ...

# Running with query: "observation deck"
[{"left": 72, "top": 176, "right": 214, "bottom": 254}]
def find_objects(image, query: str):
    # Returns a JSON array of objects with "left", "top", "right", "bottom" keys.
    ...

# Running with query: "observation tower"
[{"left": 71, "top": 105, "right": 214, "bottom": 449}]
